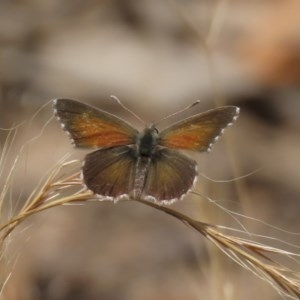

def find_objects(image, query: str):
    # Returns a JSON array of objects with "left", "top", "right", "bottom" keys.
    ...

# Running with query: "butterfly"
[{"left": 53, "top": 98, "right": 239, "bottom": 205}]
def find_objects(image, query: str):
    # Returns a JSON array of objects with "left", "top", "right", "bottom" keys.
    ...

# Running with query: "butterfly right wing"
[
  {"left": 142, "top": 148, "right": 197, "bottom": 204},
  {"left": 82, "top": 146, "right": 137, "bottom": 200},
  {"left": 53, "top": 98, "right": 138, "bottom": 148},
  {"left": 158, "top": 106, "right": 239, "bottom": 152}
]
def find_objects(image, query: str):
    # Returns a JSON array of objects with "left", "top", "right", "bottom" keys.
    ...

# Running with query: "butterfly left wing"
[
  {"left": 158, "top": 106, "right": 239, "bottom": 152},
  {"left": 53, "top": 98, "right": 138, "bottom": 148},
  {"left": 142, "top": 149, "right": 197, "bottom": 204},
  {"left": 82, "top": 146, "right": 137, "bottom": 200}
]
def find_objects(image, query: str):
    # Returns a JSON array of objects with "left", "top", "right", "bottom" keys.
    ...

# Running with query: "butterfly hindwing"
[
  {"left": 143, "top": 149, "right": 197, "bottom": 204},
  {"left": 82, "top": 146, "right": 137, "bottom": 199},
  {"left": 158, "top": 106, "right": 239, "bottom": 152},
  {"left": 53, "top": 98, "right": 138, "bottom": 148}
]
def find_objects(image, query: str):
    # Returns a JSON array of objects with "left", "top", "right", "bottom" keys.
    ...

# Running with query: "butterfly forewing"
[
  {"left": 143, "top": 149, "right": 197, "bottom": 204},
  {"left": 82, "top": 146, "right": 137, "bottom": 199},
  {"left": 54, "top": 98, "right": 138, "bottom": 148},
  {"left": 158, "top": 106, "right": 239, "bottom": 152}
]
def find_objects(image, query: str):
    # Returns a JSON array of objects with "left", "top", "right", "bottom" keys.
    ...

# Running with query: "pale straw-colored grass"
[{"left": 0, "top": 147, "right": 299, "bottom": 299}]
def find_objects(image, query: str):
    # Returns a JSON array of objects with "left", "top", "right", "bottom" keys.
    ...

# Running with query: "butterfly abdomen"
[{"left": 132, "top": 157, "right": 150, "bottom": 199}]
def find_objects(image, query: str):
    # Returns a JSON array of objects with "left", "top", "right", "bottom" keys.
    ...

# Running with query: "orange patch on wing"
[
  {"left": 71, "top": 113, "right": 135, "bottom": 148},
  {"left": 161, "top": 127, "right": 215, "bottom": 151}
]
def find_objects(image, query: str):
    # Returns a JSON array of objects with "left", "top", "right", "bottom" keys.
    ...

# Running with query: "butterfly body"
[
  {"left": 54, "top": 98, "right": 239, "bottom": 205},
  {"left": 136, "top": 125, "right": 159, "bottom": 157}
]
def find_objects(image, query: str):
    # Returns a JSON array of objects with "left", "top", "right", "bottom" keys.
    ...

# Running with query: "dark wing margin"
[
  {"left": 158, "top": 106, "right": 239, "bottom": 152},
  {"left": 82, "top": 146, "right": 137, "bottom": 200},
  {"left": 142, "top": 149, "right": 197, "bottom": 204},
  {"left": 53, "top": 98, "right": 138, "bottom": 148}
]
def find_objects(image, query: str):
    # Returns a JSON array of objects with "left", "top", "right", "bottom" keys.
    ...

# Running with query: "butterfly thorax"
[{"left": 137, "top": 125, "right": 159, "bottom": 157}]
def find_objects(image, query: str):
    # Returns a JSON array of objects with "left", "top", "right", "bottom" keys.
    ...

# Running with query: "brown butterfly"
[{"left": 53, "top": 98, "right": 239, "bottom": 205}]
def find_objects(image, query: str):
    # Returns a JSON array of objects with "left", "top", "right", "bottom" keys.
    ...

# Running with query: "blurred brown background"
[{"left": 1, "top": 0, "right": 300, "bottom": 299}]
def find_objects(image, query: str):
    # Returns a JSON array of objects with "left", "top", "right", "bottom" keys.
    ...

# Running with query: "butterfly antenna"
[
  {"left": 155, "top": 100, "right": 201, "bottom": 125},
  {"left": 110, "top": 95, "right": 146, "bottom": 126}
]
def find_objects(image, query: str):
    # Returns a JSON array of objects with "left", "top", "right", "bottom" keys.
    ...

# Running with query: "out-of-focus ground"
[{"left": 0, "top": 0, "right": 300, "bottom": 299}]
